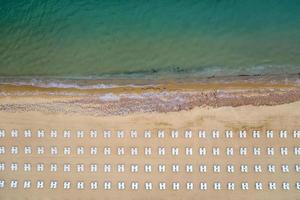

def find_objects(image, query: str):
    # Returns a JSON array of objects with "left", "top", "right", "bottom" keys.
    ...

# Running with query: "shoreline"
[
  {"left": 0, "top": 72, "right": 299, "bottom": 89},
  {"left": 0, "top": 80, "right": 300, "bottom": 116}
]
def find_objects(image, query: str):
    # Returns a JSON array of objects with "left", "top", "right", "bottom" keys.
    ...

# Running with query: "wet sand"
[{"left": 0, "top": 81, "right": 300, "bottom": 116}]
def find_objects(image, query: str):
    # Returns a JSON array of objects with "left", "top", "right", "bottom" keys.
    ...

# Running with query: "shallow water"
[{"left": 1, "top": 0, "right": 300, "bottom": 79}]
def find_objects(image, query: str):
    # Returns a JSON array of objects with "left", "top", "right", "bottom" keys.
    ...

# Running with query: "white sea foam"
[
  {"left": 99, "top": 93, "right": 120, "bottom": 101},
  {"left": 15, "top": 81, "right": 118, "bottom": 89},
  {"left": 1, "top": 81, "right": 145, "bottom": 90},
  {"left": 0, "top": 79, "right": 161, "bottom": 90}
]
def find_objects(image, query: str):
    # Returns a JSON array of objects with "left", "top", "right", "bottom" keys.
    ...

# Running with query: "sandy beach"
[
  {"left": 1, "top": 1, "right": 300, "bottom": 199},
  {"left": 0, "top": 81, "right": 300, "bottom": 200}
]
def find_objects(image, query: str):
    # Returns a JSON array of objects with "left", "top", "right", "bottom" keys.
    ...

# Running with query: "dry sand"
[{"left": 0, "top": 83, "right": 300, "bottom": 200}]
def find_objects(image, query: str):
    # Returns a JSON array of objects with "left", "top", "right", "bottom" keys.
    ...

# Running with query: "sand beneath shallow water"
[{"left": 0, "top": 82, "right": 300, "bottom": 200}]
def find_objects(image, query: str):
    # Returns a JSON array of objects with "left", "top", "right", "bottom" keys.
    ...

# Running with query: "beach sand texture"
[{"left": 0, "top": 82, "right": 300, "bottom": 200}]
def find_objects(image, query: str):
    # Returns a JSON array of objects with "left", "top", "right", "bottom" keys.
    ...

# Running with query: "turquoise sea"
[{"left": 1, "top": 0, "right": 300, "bottom": 86}]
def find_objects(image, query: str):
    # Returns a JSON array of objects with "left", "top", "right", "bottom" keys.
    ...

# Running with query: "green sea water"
[{"left": 1, "top": 0, "right": 300, "bottom": 79}]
